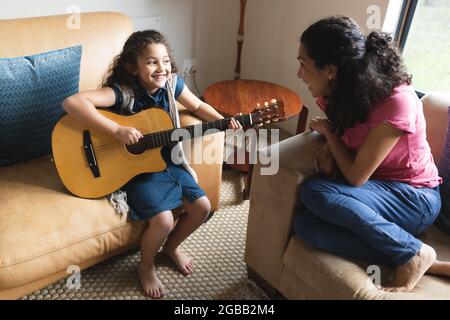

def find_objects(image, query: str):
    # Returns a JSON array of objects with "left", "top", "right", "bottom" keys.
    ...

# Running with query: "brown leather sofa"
[
  {"left": 0, "top": 12, "right": 224, "bottom": 299},
  {"left": 246, "top": 92, "right": 450, "bottom": 299}
]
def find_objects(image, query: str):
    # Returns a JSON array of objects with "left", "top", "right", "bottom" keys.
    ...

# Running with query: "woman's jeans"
[{"left": 294, "top": 177, "right": 441, "bottom": 267}]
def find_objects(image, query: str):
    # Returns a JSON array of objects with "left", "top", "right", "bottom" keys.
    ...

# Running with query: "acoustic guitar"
[{"left": 51, "top": 100, "right": 284, "bottom": 198}]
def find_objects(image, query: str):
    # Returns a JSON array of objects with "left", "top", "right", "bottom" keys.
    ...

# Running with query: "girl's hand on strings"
[{"left": 114, "top": 125, "right": 143, "bottom": 145}]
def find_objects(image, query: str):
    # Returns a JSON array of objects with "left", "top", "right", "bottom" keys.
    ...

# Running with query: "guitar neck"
[
  {"left": 129, "top": 113, "right": 253, "bottom": 152},
  {"left": 186, "top": 113, "right": 253, "bottom": 137}
]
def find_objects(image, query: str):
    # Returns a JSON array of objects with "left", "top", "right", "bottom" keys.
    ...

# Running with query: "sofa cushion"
[
  {"left": 0, "top": 45, "right": 81, "bottom": 166},
  {"left": 435, "top": 107, "right": 450, "bottom": 234},
  {"left": 0, "top": 156, "right": 146, "bottom": 290}
]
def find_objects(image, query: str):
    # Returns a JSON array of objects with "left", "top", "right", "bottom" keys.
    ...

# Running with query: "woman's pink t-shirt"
[{"left": 317, "top": 85, "right": 442, "bottom": 188}]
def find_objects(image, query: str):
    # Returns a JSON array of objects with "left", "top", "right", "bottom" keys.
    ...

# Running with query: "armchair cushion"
[{"left": 0, "top": 155, "right": 146, "bottom": 291}]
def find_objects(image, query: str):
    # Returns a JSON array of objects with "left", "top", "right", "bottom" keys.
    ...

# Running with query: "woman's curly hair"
[
  {"left": 101, "top": 30, "right": 178, "bottom": 92},
  {"left": 301, "top": 16, "right": 412, "bottom": 135}
]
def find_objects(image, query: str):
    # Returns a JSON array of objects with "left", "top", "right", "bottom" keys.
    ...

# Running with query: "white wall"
[
  {"left": 0, "top": 0, "right": 197, "bottom": 73},
  {"left": 194, "top": 0, "right": 240, "bottom": 92},
  {"left": 192, "top": 0, "right": 391, "bottom": 134},
  {"left": 0, "top": 0, "right": 232, "bottom": 96},
  {"left": 239, "top": 0, "right": 391, "bottom": 134},
  {"left": 1, "top": 0, "right": 392, "bottom": 134}
]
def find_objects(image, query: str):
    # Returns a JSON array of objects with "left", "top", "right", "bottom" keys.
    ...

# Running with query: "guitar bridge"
[{"left": 83, "top": 130, "right": 101, "bottom": 178}]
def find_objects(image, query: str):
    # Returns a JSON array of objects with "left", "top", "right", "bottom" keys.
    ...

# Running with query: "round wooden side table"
[{"left": 203, "top": 79, "right": 307, "bottom": 198}]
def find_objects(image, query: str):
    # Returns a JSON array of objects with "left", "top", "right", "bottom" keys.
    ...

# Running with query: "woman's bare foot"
[
  {"left": 427, "top": 260, "right": 450, "bottom": 277},
  {"left": 162, "top": 247, "right": 194, "bottom": 275},
  {"left": 137, "top": 263, "right": 166, "bottom": 299},
  {"left": 382, "top": 243, "right": 436, "bottom": 293}
]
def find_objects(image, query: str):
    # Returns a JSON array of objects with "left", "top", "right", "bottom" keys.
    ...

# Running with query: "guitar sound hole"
[{"left": 126, "top": 145, "right": 145, "bottom": 155}]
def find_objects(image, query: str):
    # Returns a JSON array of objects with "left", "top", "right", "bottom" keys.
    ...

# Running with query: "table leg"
[
  {"left": 244, "top": 163, "right": 253, "bottom": 200},
  {"left": 296, "top": 106, "right": 309, "bottom": 134}
]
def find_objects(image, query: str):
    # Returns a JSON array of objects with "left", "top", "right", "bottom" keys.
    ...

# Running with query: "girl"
[
  {"left": 63, "top": 30, "right": 241, "bottom": 298},
  {"left": 293, "top": 16, "right": 450, "bottom": 292}
]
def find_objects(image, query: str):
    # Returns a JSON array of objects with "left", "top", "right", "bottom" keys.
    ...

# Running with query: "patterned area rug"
[{"left": 22, "top": 169, "right": 269, "bottom": 300}]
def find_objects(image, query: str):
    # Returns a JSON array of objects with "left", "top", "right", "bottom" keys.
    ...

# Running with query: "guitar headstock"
[{"left": 251, "top": 99, "right": 285, "bottom": 126}]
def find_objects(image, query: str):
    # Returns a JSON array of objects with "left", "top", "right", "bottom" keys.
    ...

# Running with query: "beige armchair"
[
  {"left": 0, "top": 12, "right": 224, "bottom": 299},
  {"left": 245, "top": 92, "right": 450, "bottom": 299}
]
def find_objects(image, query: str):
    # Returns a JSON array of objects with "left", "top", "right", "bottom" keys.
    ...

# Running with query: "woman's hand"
[
  {"left": 113, "top": 125, "right": 143, "bottom": 145},
  {"left": 309, "top": 117, "right": 333, "bottom": 136},
  {"left": 314, "top": 142, "right": 337, "bottom": 176}
]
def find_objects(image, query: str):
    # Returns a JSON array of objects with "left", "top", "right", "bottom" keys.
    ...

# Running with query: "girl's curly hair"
[
  {"left": 101, "top": 30, "right": 178, "bottom": 93},
  {"left": 301, "top": 16, "right": 412, "bottom": 135}
]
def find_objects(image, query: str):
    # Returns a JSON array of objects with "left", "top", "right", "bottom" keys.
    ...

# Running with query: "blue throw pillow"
[
  {"left": 0, "top": 45, "right": 82, "bottom": 165},
  {"left": 434, "top": 106, "right": 450, "bottom": 234}
]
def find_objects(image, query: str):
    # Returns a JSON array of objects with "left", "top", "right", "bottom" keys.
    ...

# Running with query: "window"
[{"left": 390, "top": 0, "right": 450, "bottom": 93}]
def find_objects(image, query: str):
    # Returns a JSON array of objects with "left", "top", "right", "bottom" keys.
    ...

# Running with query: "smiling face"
[
  {"left": 135, "top": 43, "right": 172, "bottom": 93},
  {"left": 297, "top": 44, "right": 336, "bottom": 97}
]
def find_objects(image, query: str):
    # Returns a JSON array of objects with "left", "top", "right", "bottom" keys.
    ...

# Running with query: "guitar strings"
[
  {"left": 91, "top": 114, "right": 252, "bottom": 155},
  {"left": 122, "top": 117, "right": 236, "bottom": 151},
  {"left": 133, "top": 115, "right": 249, "bottom": 146}
]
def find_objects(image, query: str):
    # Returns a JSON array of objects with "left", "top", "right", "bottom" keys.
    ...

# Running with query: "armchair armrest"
[
  {"left": 245, "top": 130, "right": 325, "bottom": 289},
  {"left": 177, "top": 104, "right": 224, "bottom": 211}
]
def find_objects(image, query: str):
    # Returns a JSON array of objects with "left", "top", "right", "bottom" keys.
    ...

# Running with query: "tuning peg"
[
  {"left": 271, "top": 118, "right": 279, "bottom": 123},
  {"left": 270, "top": 98, "right": 277, "bottom": 104},
  {"left": 257, "top": 123, "right": 264, "bottom": 128}
]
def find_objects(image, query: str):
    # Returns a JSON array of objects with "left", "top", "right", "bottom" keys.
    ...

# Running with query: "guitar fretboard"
[{"left": 127, "top": 114, "right": 252, "bottom": 154}]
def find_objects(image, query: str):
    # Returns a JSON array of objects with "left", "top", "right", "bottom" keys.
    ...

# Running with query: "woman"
[{"left": 294, "top": 16, "right": 450, "bottom": 292}]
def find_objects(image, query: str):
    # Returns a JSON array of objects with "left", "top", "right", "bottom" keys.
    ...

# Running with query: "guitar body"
[{"left": 52, "top": 108, "right": 174, "bottom": 199}]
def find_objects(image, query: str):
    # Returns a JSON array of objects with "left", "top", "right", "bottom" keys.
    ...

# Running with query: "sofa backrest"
[
  {"left": 0, "top": 12, "right": 133, "bottom": 91},
  {"left": 422, "top": 92, "right": 450, "bottom": 164}
]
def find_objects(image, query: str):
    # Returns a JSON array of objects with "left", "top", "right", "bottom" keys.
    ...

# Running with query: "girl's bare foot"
[
  {"left": 137, "top": 263, "right": 166, "bottom": 299},
  {"left": 162, "top": 247, "right": 194, "bottom": 275},
  {"left": 382, "top": 243, "right": 436, "bottom": 293}
]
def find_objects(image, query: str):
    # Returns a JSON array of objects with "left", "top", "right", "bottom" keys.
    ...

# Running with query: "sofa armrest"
[
  {"left": 177, "top": 105, "right": 224, "bottom": 211},
  {"left": 245, "top": 130, "right": 325, "bottom": 288}
]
